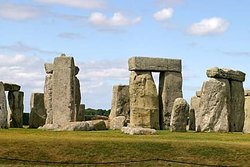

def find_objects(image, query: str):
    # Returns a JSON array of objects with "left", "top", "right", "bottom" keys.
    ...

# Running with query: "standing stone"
[
  {"left": 243, "top": 95, "right": 250, "bottom": 133},
  {"left": 0, "top": 82, "right": 8, "bottom": 128},
  {"left": 159, "top": 71, "right": 183, "bottom": 130},
  {"left": 170, "top": 98, "right": 189, "bottom": 132},
  {"left": 52, "top": 55, "right": 75, "bottom": 125},
  {"left": 74, "top": 77, "right": 81, "bottom": 121},
  {"left": 79, "top": 104, "right": 85, "bottom": 121},
  {"left": 44, "top": 74, "right": 53, "bottom": 124},
  {"left": 129, "top": 71, "right": 159, "bottom": 129},
  {"left": 109, "top": 85, "right": 130, "bottom": 123},
  {"left": 229, "top": 81, "right": 245, "bottom": 132},
  {"left": 8, "top": 91, "right": 24, "bottom": 128},
  {"left": 29, "top": 93, "right": 46, "bottom": 128},
  {"left": 189, "top": 96, "right": 200, "bottom": 131},
  {"left": 197, "top": 78, "right": 230, "bottom": 132}
]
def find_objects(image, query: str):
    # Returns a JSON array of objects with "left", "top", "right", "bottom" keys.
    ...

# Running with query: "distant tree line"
[{"left": 85, "top": 108, "right": 111, "bottom": 117}]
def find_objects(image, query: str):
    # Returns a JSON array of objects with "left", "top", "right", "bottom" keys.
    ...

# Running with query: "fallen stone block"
[
  {"left": 110, "top": 116, "right": 126, "bottom": 130},
  {"left": 121, "top": 127, "right": 156, "bottom": 135}
]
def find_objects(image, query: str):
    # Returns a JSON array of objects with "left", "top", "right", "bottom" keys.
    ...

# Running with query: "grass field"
[{"left": 0, "top": 129, "right": 250, "bottom": 166}]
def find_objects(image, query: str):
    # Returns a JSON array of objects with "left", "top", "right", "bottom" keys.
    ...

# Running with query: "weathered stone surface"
[
  {"left": 86, "top": 120, "right": 107, "bottom": 130},
  {"left": 52, "top": 55, "right": 75, "bottom": 125},
  {"left": 74, "top": 77, "right": 81, "bottom": 121},
  {"left": 196, "top": 91, "right": 201, "bottom": 97},
  {"left": 121, "top": 127, "right": 156, "bottom": 135},
  {"left": 170, "top": 98, "right": 189, "bottom": 132},
  {"left": 44, "top": 74, "right": 53, "bottom": 124},
  {"left": 44, "top": 63, "right": 53, "bottom": 74},
  {"left": 8, "top": 91, "right": 24, "bottom": 128},
  {"left": 0, "top": 82, "right": 8, "bottom": 128},
  {"left": 109, "top": 85, "right": 130, "bottom": 123},
  {"left": 243, "top": 97, "right": 250, "bottom": 133},
  {"left": 128, "top": 57, "right": 182, "bottom": 72},
  {"left": 189, "top": 96, "right": 200, "bottom": 131},
  {"left": 129, "top": 71, "right": 159, "bottom": 129},
  {"left": 197, "top": 78, "right": 230, "bottom": 132},
  {"left": 29, "top": 93, "right": 46, "bottom": 128},
  {"left": 159, "top": 71, "right": 183, "bottom": 130},
  {"left": 58, "top": 122, "right": 89, "bottom": 131},
  {"left": 245, "top": 90, "right": 250, "bottom": 96},
  {"left": 110, "top": 116, "right": 126, "bottom": 130},
  {"left": 206, "top": 67, "right": 245, "bottom": 82},
  {"left": 3, "top": 83, "right": 20, "bottom": 91},
  {"left": 229, "top": 81, "right": 245, "bottom": 132},
  {"left": 39, "top": 123, "right": 59, "bottom": 130}
]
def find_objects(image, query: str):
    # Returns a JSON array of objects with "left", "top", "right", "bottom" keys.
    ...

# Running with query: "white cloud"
[
  {"left": 57, "top": 32, "right": 84, "bottom": 40},
  {"left": 153, "top": 8, "right": 173, "bottom": 21},
  {"left": 0, "top": 3, "right": 41, "bottom": 21},
  {"left": 35, "top": 0, "right": 105, "bottom": 9},
  {"left": 187, "top": 17, "right": 229, "bottom": 36},
  {"left": 0, "top": 54, "right": 45, "bottom": 112},
  {"left": 88, "top": 12, "right": 141, "bottom": 29}
]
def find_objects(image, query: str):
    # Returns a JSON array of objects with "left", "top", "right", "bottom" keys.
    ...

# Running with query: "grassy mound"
[{"left": 0, "top": 129, "right": 249, "bottom": 166}]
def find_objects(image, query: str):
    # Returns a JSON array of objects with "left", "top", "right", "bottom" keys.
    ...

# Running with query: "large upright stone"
[
  {"left": 29, "top": 93, "right": 46, "bottom": 128},
  {"left": 74, "top": 77, "right": 81, "bottom": 121},
  {"left": 170, "top": 98, "right": 189, "bottom": 132},
  {"left": 159, "top": 71, "right": 183, "bottom": 130},
  {"left": 44, "top": 63, "right": 53, "bottom": 74},
  {"left": 44, "top": 74, "right": 53, "bottom": 124},
  {"left": 128, "top": 57, "right": 181, "bottom": 72},
  {"left": 129, "top": 71, "right": 159, "bottom": 129},
  {"left": 229, "top": 81, "right": 245, "bottom": 132},
  {"left": 109, "top": 85, "right": 130, "bottom": 123},
  {"left": 206, "top": 67, "right": 245, "bottom": 82},
  {"left": 0, "top": 82, "right": 8, "bottom": 128},
  {"left": 8, "top": 91, "right": 24, "bottom": 128},
  {"left": 52, "top": 56, "right": 75, "bottom": 125},
  {"left": 78, "top": 104, "right": 85, "bottom": 121},
  {"left": 243, "top": 95, "right": 250, "bottom": 133},
  {"left": 197, "top": 78, "right": 230, "bottom": 132},
  {"left": 189, "top": 96, "right": 200, "bottom": 131}
]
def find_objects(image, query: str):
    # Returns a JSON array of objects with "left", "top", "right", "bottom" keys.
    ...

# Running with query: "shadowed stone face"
[
  {"left": 8, "top": 91, "right": 24, "bottom": 128},
  {"left": 159, "top": 71, "right": 183, "bottom": 130},
  {"left": 29, "top": 93, "right": 46, "bottom": 128},
  {"left": 129, "top": 71, "right": 159, "bottom": 129},
  {"left": 0, "top": 82, "right": 8, "bottom": 128},
  {"left": 109, "top": 85, "right": 130, "bottom": 123},
  {"left": 44, "top": 74, "right": 53, "bottom": 124}
]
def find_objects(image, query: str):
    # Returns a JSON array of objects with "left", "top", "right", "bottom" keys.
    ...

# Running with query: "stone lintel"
[
  {"left": 128, "top": 57, "right": 182, "bottom": 72},
  {"left": 3, "top": 83, "right": 21, "bottom": 91},
  {"left": 206, "top": 67, "right": 245, "bottom": 82}
]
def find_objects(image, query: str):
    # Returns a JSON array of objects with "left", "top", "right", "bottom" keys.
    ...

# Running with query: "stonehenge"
[
  {"left": 2, "top": 54, "right": 250, "bottom": 135},
  {"left": 195, "top": 67, "right": 245, "bottom": 132},
  {"left": 128, "top": 57, "right": 183, "bottom": 130},
  {"left": 0, "top": 82, "right": 24, "bottom": 128}
]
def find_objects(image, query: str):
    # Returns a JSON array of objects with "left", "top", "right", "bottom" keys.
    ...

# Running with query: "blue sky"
[{"left": 0, "top": 0, "right": 250, "bottom": 111}]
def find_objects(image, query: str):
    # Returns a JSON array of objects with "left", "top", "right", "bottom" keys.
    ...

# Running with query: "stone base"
[
  {"left": 40, "top": 120, "right": 107, "bottom": 131},
  {"left": 121, "top": 127, "right": 156, "bottom": 135}
]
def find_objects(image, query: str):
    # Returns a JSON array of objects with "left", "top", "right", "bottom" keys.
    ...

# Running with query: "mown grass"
[{"left": 0, "top": 129, "right": 250, "bottom": 166}]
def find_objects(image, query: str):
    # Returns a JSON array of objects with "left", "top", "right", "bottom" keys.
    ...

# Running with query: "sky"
[{"left": 0, "top": 0, "right": 250, "bottom": 112}]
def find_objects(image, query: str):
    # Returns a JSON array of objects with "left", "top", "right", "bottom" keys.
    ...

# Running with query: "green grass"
[{"left": 0, "top": 129, "right": 250, "bottom": 166}]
